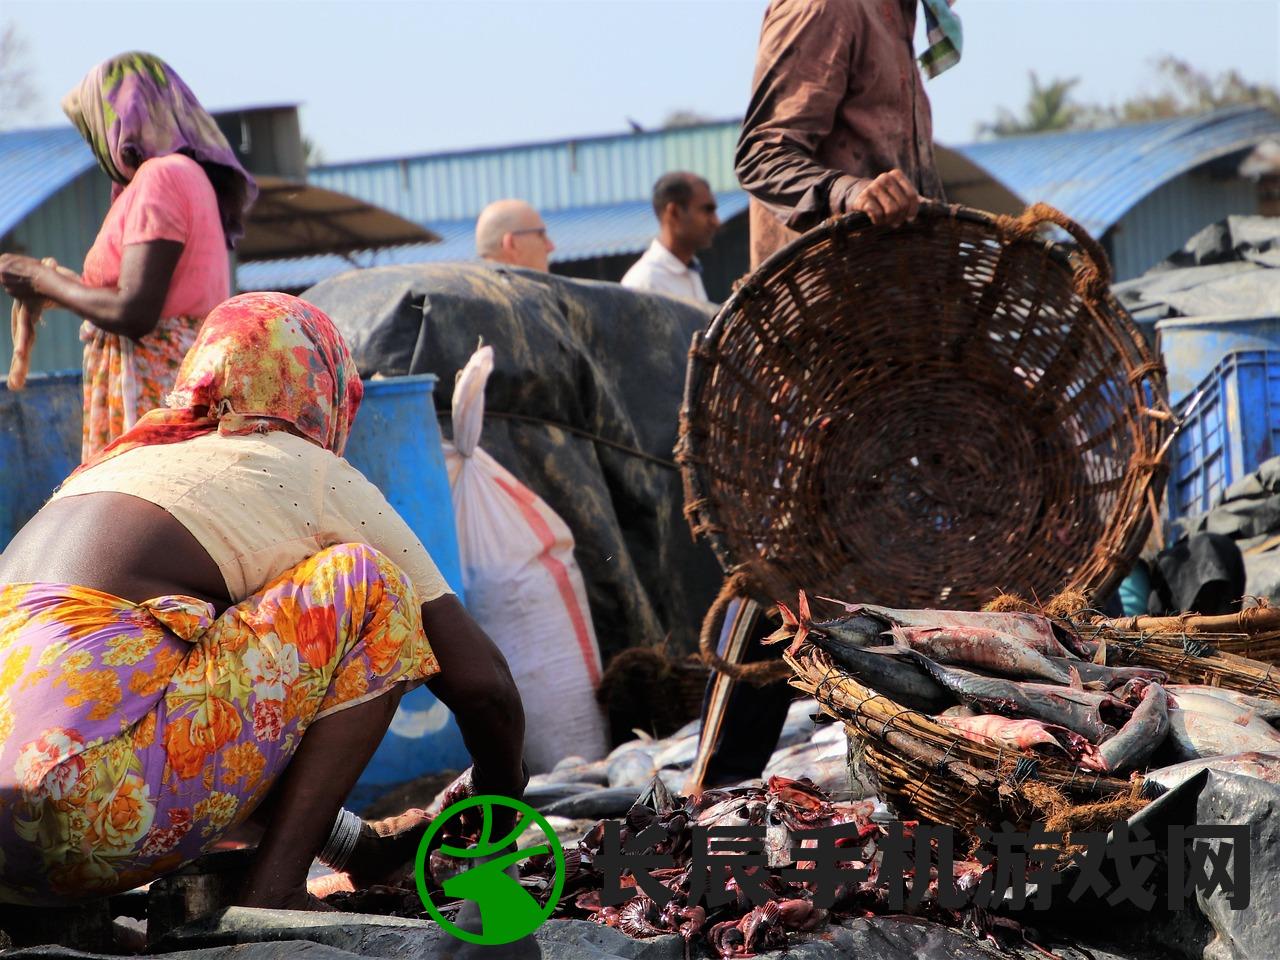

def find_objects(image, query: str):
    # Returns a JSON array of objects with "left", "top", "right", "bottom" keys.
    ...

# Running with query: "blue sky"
[{"left": 6, "top": 0, "right": 1278, "bottom": 163}]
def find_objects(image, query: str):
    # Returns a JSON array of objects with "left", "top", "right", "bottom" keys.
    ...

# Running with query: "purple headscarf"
[{"left": 62, "top": 52, "right": 258, "bottom": 248}]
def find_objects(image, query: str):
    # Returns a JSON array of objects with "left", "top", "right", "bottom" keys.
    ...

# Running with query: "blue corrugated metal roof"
[
  {"left": 954, "top": 106, "right": 1280, "bottom": 237},
  {"left": 237, "top": 190, "right": 751, "bottom": 291},
  {"left": 0, "top": 126, "right": 97, "bottom": 238},
  {"left": 308, "top": 122, "right": 742, "bottom": 224}
]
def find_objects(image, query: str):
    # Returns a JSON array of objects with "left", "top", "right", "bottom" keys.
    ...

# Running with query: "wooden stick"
[
  {"left": 1091, "top": 607, "right": 1280, "bottom": 638},
  {"left": 687, "top": 595, "right": 761, "bottom": 794}
]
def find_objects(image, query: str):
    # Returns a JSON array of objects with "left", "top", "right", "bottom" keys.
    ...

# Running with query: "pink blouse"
[{"left": 81, "top": 153, "right": 231, "bottom": 320}]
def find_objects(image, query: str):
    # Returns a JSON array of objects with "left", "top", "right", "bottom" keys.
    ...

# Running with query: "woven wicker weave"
[
  {"left": 787, "top": 634, "right": 1280, "bottom": 833},
  {"left": 678, "top": 203, "right": 1173, "bottom": 612}
]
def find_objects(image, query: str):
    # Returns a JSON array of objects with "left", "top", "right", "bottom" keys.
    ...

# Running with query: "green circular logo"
[{"left": 414, "top": 794, "right": 566, "bottom": 945}]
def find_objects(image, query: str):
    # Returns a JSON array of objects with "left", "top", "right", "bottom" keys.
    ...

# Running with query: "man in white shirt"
[
  {"left": 475, "top": 199, "right": 556, "bottom": 272},
  {"left": 620, "top": 172, "right": 720, "bottom": 303}
]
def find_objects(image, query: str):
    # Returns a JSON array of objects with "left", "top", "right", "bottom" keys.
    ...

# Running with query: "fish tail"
[
  {"left": 776, "top": 600, "right": 808, "bottom": 653},
  {"left": 761, "top": 625, "right": 791, "bottom": 647},
  {"left": 777, "top": 602, "right": 797, "bottom": 629},
  {"left": 798, "top": 590, "right": 813, "bottom": 627}
]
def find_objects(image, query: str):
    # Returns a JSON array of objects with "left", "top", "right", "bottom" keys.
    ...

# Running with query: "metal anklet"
[{"left": 317, "top": 807, "right": 364, "bottom": 871}]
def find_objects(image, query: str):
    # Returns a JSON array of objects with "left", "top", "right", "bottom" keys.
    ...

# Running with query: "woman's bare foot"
[{"left": 340, "top": 808, "right": 434, "bottom": 889}]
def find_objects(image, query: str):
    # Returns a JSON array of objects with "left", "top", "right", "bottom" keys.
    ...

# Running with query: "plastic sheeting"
[
  {"left": 1178, "top": 456, "right": 1280, "bottom": 601},
  {"left": 301, "top": 262, "right": 724, "bottom": 663},
  {"left": 1114, "top": 216, "right": 1280, "bottom": 324}
]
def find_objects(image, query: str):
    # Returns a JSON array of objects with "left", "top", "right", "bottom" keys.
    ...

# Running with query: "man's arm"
[
  {"left": 735, "top": 0, "right": 920, "bottom": 231},
  {"left": 734, "top": 0, "right": 859, "bottom": 233}
]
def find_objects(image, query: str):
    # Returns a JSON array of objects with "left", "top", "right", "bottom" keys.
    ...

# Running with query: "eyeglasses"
[{"left": 508, "top": 227, "right": 548, "bottom": 239}]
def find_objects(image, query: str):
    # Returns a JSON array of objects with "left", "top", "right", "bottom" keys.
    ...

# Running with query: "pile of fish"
[
  {"left": 531, "top": 775, "right": 1003, "bottom": 958},
  {"left": 776, "top": 593, "right": 1280, "bottom": 787},
  {"left": 510, "top": 696, "right": 865, "bottom": 839},
  {"left": 324, "top": 774, "right": 1048, "bottom": 957}
]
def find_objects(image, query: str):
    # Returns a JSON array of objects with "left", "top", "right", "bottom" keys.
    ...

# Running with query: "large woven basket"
[
  {"left": 787, "top": 634, "right": 1280, "bottom": 834},
  {"left": 678, "top": 203, "right": 1173, "bottom": 611}
]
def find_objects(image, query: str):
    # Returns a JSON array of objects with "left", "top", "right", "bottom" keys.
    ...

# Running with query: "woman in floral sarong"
[
  {"left": 0, "top": 52, "right": 257, "bottom": 461},
  {"left": 0, "top": 292, "right": 526, "bottom": 908}
]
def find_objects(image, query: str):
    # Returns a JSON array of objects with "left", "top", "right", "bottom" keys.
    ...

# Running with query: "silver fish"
[
  {"left": 1167, "top": 690, "right": 1262, "bottom": 724},
  {"left": 548, "top": 757, "right": 611, "bottom": 785},
  {"left": 808, "top": 611, "right": 890, "bottom": 648},
  {"left": 879, "top": 625, "right": 1077, "bottom": 685},
  {"left": 1048, "top": 658, "right": 1168, "bottom": 690},
  {"left": 1144, "top": 751, "right": 1280, "bottom": 791},
  {"left": 777, "top": 698, "right": 819, "bottom": 749},
  {"left": 811, "top": 722, "right": 846, "bottom": 746},
  {"left": 1166, "top": 707, "right": 1280, "bottom": 761},
  {"left": 1166, "top": 685, "right": 1280, "bottom": 723},
  {"left": 607, "top": 745, "right": 658, "bottom": 788},
  {"left": 815, "top": 599, "right": 1078, "bottom": 659},
  {"left": 541, "top": 786, "right": 646, "bottom": 819},
  {"left": 910, "top": 656, "right": 1121, "bottom": 743},
  {"left": 1093, "top": 682, "right": 1169, "bottom": 773},
  {"left": 805, "top": 633, "right": 954, "bottom": 713},
  {"left": 523, "top": 782, "right": 601, "bottom": 809},
  {"left": 653, "top": 735, "right": 698, "bottom": 771}
]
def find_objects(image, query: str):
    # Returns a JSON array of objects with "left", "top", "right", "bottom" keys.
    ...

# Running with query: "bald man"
[{"left": 475, "top": 199, "right": 556, "bottom": 272}]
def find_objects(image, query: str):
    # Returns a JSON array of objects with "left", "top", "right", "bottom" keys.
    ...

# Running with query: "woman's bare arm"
[
  {"left": 0, "top": 240, "right": 182, "bottom": 339},
  {"left": 420, "top": 594, "right": 528, "bottom": 799}
]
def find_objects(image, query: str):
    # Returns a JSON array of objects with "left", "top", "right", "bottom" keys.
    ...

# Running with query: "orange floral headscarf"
[{"left": 75, "top": 292, "right": 363, "bottom": 475}]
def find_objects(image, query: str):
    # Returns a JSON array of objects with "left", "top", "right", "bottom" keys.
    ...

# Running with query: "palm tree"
[{"left": 979, "top": 73, "right": 1084, "bottom": 138}]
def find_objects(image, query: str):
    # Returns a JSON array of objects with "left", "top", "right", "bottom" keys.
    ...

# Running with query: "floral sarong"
[
  {"left": 80, "top": 314, "right": 203, "bottom": 462},
  {"left": 0, "top": 542, "right": 438, "bottom": 905}
]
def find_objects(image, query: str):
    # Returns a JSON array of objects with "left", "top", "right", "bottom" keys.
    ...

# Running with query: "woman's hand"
[{"left": 0, "top": 254, "right": 51, "bottom": 301}]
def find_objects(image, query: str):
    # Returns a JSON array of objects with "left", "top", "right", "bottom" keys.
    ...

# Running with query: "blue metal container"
[
  {"left": 341, "top": 374, "right": 473, "bottom": 794},
  {"left": 1169, "top": 350, "right": 1280, "bottom": 522},
  {"left": 0, "top": 370, "right": 83, "bottom": 547},
  {"left": 1156, "top": 314, "right": 1280, "bottom": 405}
]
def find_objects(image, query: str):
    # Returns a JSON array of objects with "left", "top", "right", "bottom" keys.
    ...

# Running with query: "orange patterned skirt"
[{"left": 0, "top": 543, "right": 439, "bottom": 904}]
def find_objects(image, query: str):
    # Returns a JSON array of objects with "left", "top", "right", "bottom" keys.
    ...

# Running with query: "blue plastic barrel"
[
  {"left": 0, "top": 371, "right": 83, "bottom": 547},
  {"left": 342, "top": 374, "right": 473, "bottom": 798},
  {"left": 1156, "top": 314, "right": 1280, "bottom": 405}
]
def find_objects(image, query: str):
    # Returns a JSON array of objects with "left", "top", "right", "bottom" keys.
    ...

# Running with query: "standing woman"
[{"left": 0, "top": 52, "right": 256, "bottom": 461}]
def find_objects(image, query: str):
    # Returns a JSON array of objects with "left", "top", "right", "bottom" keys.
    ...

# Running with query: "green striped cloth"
[{"left": 919, "top": 0, "right": 963, "bottom": 79}]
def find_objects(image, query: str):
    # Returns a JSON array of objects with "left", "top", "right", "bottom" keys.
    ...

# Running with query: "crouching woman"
[{"left": 0, "top": 292, "right": 525, "bottom": 909}]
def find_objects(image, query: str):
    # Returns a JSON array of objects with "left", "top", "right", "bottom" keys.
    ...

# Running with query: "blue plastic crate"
[{"left": 1169, "top": 350, "right": 1280, "bottom": 521}]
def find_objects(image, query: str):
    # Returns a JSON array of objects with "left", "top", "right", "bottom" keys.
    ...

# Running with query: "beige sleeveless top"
[{"left": 50, "top": 430, "right": 453, "bottom": 605}]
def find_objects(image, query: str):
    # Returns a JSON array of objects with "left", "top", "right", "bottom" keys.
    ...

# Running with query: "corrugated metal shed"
[
  {"left": 309, "top": 121, "right": 742, "bottom": 223},
  {"left": 1108, "top": 171, "right": 1259, "bottom": 280},
  {"left": 0, "top": 128, "right": 107, "bottom": 374},
  {"left": 0, "top": 126, "right": 98, "bottom": 239},
  {"left": 954, "top": 106, "right": 1280, "bottom": 238},
  {"left": 238, "top": 191, "right": 751, "bottom": 292}
]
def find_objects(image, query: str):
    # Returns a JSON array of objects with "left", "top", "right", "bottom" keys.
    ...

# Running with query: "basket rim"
[{"left": 678, "top": 201, "right": 1172, "bottom": 605}]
